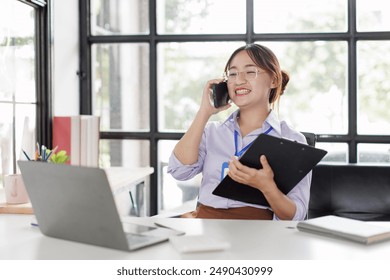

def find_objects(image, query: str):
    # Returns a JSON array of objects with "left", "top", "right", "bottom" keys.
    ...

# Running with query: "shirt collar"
[
  {"left": 265, "top": 110, "right": 282, "bottom": 136},
  {"left": 222, "top": 109, "right": 282, "bottom": 136},
  {"left": 222, "top": 110, "right": 240, "bottom": 132}
]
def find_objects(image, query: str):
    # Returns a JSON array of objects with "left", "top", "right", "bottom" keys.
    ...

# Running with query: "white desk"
[
  {"left": 105, "top": 167, "right": 154, "bottom": 216},
  {"left": 1, "top": 214, "right": 390, "bottom": 260}
]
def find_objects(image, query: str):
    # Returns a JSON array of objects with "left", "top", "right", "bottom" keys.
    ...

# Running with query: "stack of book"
[{"left": 52, "top": 115, "right": 100, "bottom": 167}]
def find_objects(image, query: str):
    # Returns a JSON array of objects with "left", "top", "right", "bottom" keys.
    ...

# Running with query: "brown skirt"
[{"left": 181, "top": 203, "right": 273, "bottom": 220}]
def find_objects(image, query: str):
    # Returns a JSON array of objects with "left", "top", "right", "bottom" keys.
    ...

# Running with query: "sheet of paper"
[{"left": 169, "top": 235, "right": 230, "bottom": 253}]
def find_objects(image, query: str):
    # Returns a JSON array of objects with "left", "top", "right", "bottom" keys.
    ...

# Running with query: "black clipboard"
[{"left": 212, "top": 134, "right": 327, "bottom": 207}]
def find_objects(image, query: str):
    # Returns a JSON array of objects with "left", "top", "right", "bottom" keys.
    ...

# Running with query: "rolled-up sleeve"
[
  {"left": 167, "top": 129, "right": 208, "bottom": 181},
  {"left": 167, "top": 152, "right": 203, "bottom": 181},
  {"left": 273, "top": 171, "right": 311, "bottom": 221}
]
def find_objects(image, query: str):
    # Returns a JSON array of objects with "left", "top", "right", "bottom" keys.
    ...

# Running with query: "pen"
[
  {"left": 154, "top": 222, "right": 185, "bottom": 235},
  {"left": 46, "top": 146, "right": 58, "bottom": 161},
  {"left": 45, "top": 150, "right": 52, "bottom": 161},
  {"left": 43, "top": 145, "right": 47, "bottom": 161},
  {"left": 35, "top": 142, "right": 40, "bottom": 160},
  {"left": 41, "top": 145, "right": 46, "bottom": 161},
  {"left": 22, "top": 149, "right": 31, "bottom": 161},
  {"left": 154, "top": 222, "right": 172, "bottom": 229}
]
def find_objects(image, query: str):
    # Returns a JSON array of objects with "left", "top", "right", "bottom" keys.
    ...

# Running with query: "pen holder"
[{"left": 4, "top": 174, "right": 30, "bottom": 204}]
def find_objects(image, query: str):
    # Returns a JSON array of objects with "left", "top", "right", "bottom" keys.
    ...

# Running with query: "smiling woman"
[{"left": 168, "top": 43, "right": 310, "bottom": 221}]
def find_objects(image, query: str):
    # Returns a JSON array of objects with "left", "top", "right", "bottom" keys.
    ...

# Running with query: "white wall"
[{"left": 52, "top": 0, "right": 79, "bottom": 116}]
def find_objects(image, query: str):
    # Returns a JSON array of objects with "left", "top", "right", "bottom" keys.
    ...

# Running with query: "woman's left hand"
[{"left": 227, "top": 155, "right": 276, "bottom": 194}]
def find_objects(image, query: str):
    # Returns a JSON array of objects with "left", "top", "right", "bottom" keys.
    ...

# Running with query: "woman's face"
[{"left": 226, "top": 50, "right": 276, "bottom": 109}]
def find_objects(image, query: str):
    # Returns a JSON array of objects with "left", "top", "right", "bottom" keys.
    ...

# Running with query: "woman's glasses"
[{"left": 224, "top": 67, "right": 266, "bottom": 83}]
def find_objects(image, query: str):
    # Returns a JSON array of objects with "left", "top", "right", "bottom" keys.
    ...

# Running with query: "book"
[
  {"left": 80, "top": 115, "right": 100, "bottom": 167},
  {"left": 89, "top": 115, "right": 100, "bottom": 167},
  {"left": 212, "top": 134, "right": 327, "bottom": 206},
  {"left": 53, "top": 115, "right": 100, "bottom": 166},
  {"left": 79, "top": 116, "right": 89, "bottom": 166},
  {"left": 52, "top": 116, "right": 80, "bottom": 165},
  {"left": 297, "top": 215, "right": 390, "bottom": 245}
]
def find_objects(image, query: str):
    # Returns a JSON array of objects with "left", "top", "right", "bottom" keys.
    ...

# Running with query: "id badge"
[{"left": 220, "top": 161, "right": 229, "bottom": 181}]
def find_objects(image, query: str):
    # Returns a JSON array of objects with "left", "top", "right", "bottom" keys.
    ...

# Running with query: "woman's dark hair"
[{"left": 224, "top": 43, "right": 289, "bottom": 104}]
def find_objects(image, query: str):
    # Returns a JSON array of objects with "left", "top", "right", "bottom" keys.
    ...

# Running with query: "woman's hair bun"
[{"left": 280, "top": 70, "right": 290, "bottom": 95}]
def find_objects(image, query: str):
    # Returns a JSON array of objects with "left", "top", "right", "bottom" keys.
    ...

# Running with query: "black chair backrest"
[
  {"left": 301, "top": 132, "right": 316, "bottom": 147},
  {"left": 309, "top": 164, "right": 390, "bottom": 221}
]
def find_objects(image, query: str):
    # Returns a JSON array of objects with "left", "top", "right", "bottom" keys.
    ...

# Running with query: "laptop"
[{"left": 18, "top": 160, "right": 183, "bottom": 251}]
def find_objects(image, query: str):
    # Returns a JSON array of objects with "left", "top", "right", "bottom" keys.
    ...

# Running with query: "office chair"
[{"left": 301, "top": 132, "right": 317, "bottom": 147}]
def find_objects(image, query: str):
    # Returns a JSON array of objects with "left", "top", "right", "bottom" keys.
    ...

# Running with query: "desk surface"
[
  {"left": 104, "top": 167, "right": 154, "bottom": 194},
  {"left": 1, "top": 214, "right": 390, "bottom": 260}
]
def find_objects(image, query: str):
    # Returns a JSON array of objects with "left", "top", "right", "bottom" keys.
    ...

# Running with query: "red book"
[{"left": 52, "top": 116, "right": 80, "bottom": 165}]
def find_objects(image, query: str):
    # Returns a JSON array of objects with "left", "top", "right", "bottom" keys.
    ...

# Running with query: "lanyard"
[{"left": 234, "top": 126, "right": 273, "bottom": 157}]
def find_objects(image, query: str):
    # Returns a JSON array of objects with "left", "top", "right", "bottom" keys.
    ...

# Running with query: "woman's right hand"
[
  {"left": 199, "top": 79, "right": 231, "bottom": 117},
  {"left": 173, "top": 79, "right": 231, "bottom": 165}
]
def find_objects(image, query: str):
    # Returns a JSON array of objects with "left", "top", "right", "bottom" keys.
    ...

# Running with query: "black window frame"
[
  {"left": 79, "top": 0, "right": 390, "bottom": 215},
  {"left": 30, "top": 0, "right": 52, "bottom": 148}
]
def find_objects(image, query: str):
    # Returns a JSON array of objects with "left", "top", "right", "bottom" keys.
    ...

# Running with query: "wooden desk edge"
[{"left": 0, "top": 202, "right": 34, "bottom": 214}]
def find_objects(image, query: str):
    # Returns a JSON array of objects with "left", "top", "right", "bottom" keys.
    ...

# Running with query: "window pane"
[
  {"left": 357, "top": 41, "right": 390, "bottom": 135},
  {"left": 157, "top": 0, "right": 246, "bottom": 34},
  {"left": 358, "top": 144, "right": 390, "bottom": 163},
  {"left": 99, "top": 139, "right": 150, "bottom": 168},
  {"left": 0, "top": 0, "right": 36, "bottom": 102},
  {"left": 91, "top": 0, "right": 149, "bottom": 35},
  {"left": 262, "top": 41, "right": 348, "bottom": 134},
  {"left": 0, "top": 104, "right": 34, "bottom": 185},
  {"left": 92, "top": 43, "right": 150, "bottom": 131},
  {"left": 357, "top": 0, "right": 390, "bottom": 32},
  {"left": 158, "top": 140, "right": 200, "bottom": 212},
  {"left": 316, "top": 143, "right": 348, "bottom": 163},
  {"left": 254, "top": 0, "right": 347, "bottom": 33},
  {"left": 16, "top": 105, "right": 36, "bottom": 162},
  {"left": 157, "top": 42, "right": 243, "bottom": 131},
  {"left": 1, "top": 0, "right": 36, "bottom": 189},
  {"left": 0, "top": 104, "right": 13, "bottom": 179}
]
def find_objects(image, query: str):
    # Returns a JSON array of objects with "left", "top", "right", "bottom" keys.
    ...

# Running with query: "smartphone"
[{"left": 212, "top": 82, "right": 230, "bottom": 108}]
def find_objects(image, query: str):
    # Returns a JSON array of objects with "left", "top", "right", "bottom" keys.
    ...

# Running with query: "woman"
[{"left": 167, "top": 44, "right": 310, "bottom": 220}]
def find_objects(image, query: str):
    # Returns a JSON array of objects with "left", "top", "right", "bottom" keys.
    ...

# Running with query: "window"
[
  {"left": 0, "top": 0, "right": 50, "bottom": 189},
  {"left": 80, "top": 0, "right": 390, "bottom": 215}
]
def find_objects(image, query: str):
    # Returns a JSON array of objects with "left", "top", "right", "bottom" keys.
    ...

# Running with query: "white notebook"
[{"left": 297, "top": 215, "right": 390, "bottom": 245}]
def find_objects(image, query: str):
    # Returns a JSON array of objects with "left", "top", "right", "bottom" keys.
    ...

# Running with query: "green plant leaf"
[{"left": 49, "top": 150, "right": 69, "bottom": 164}]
